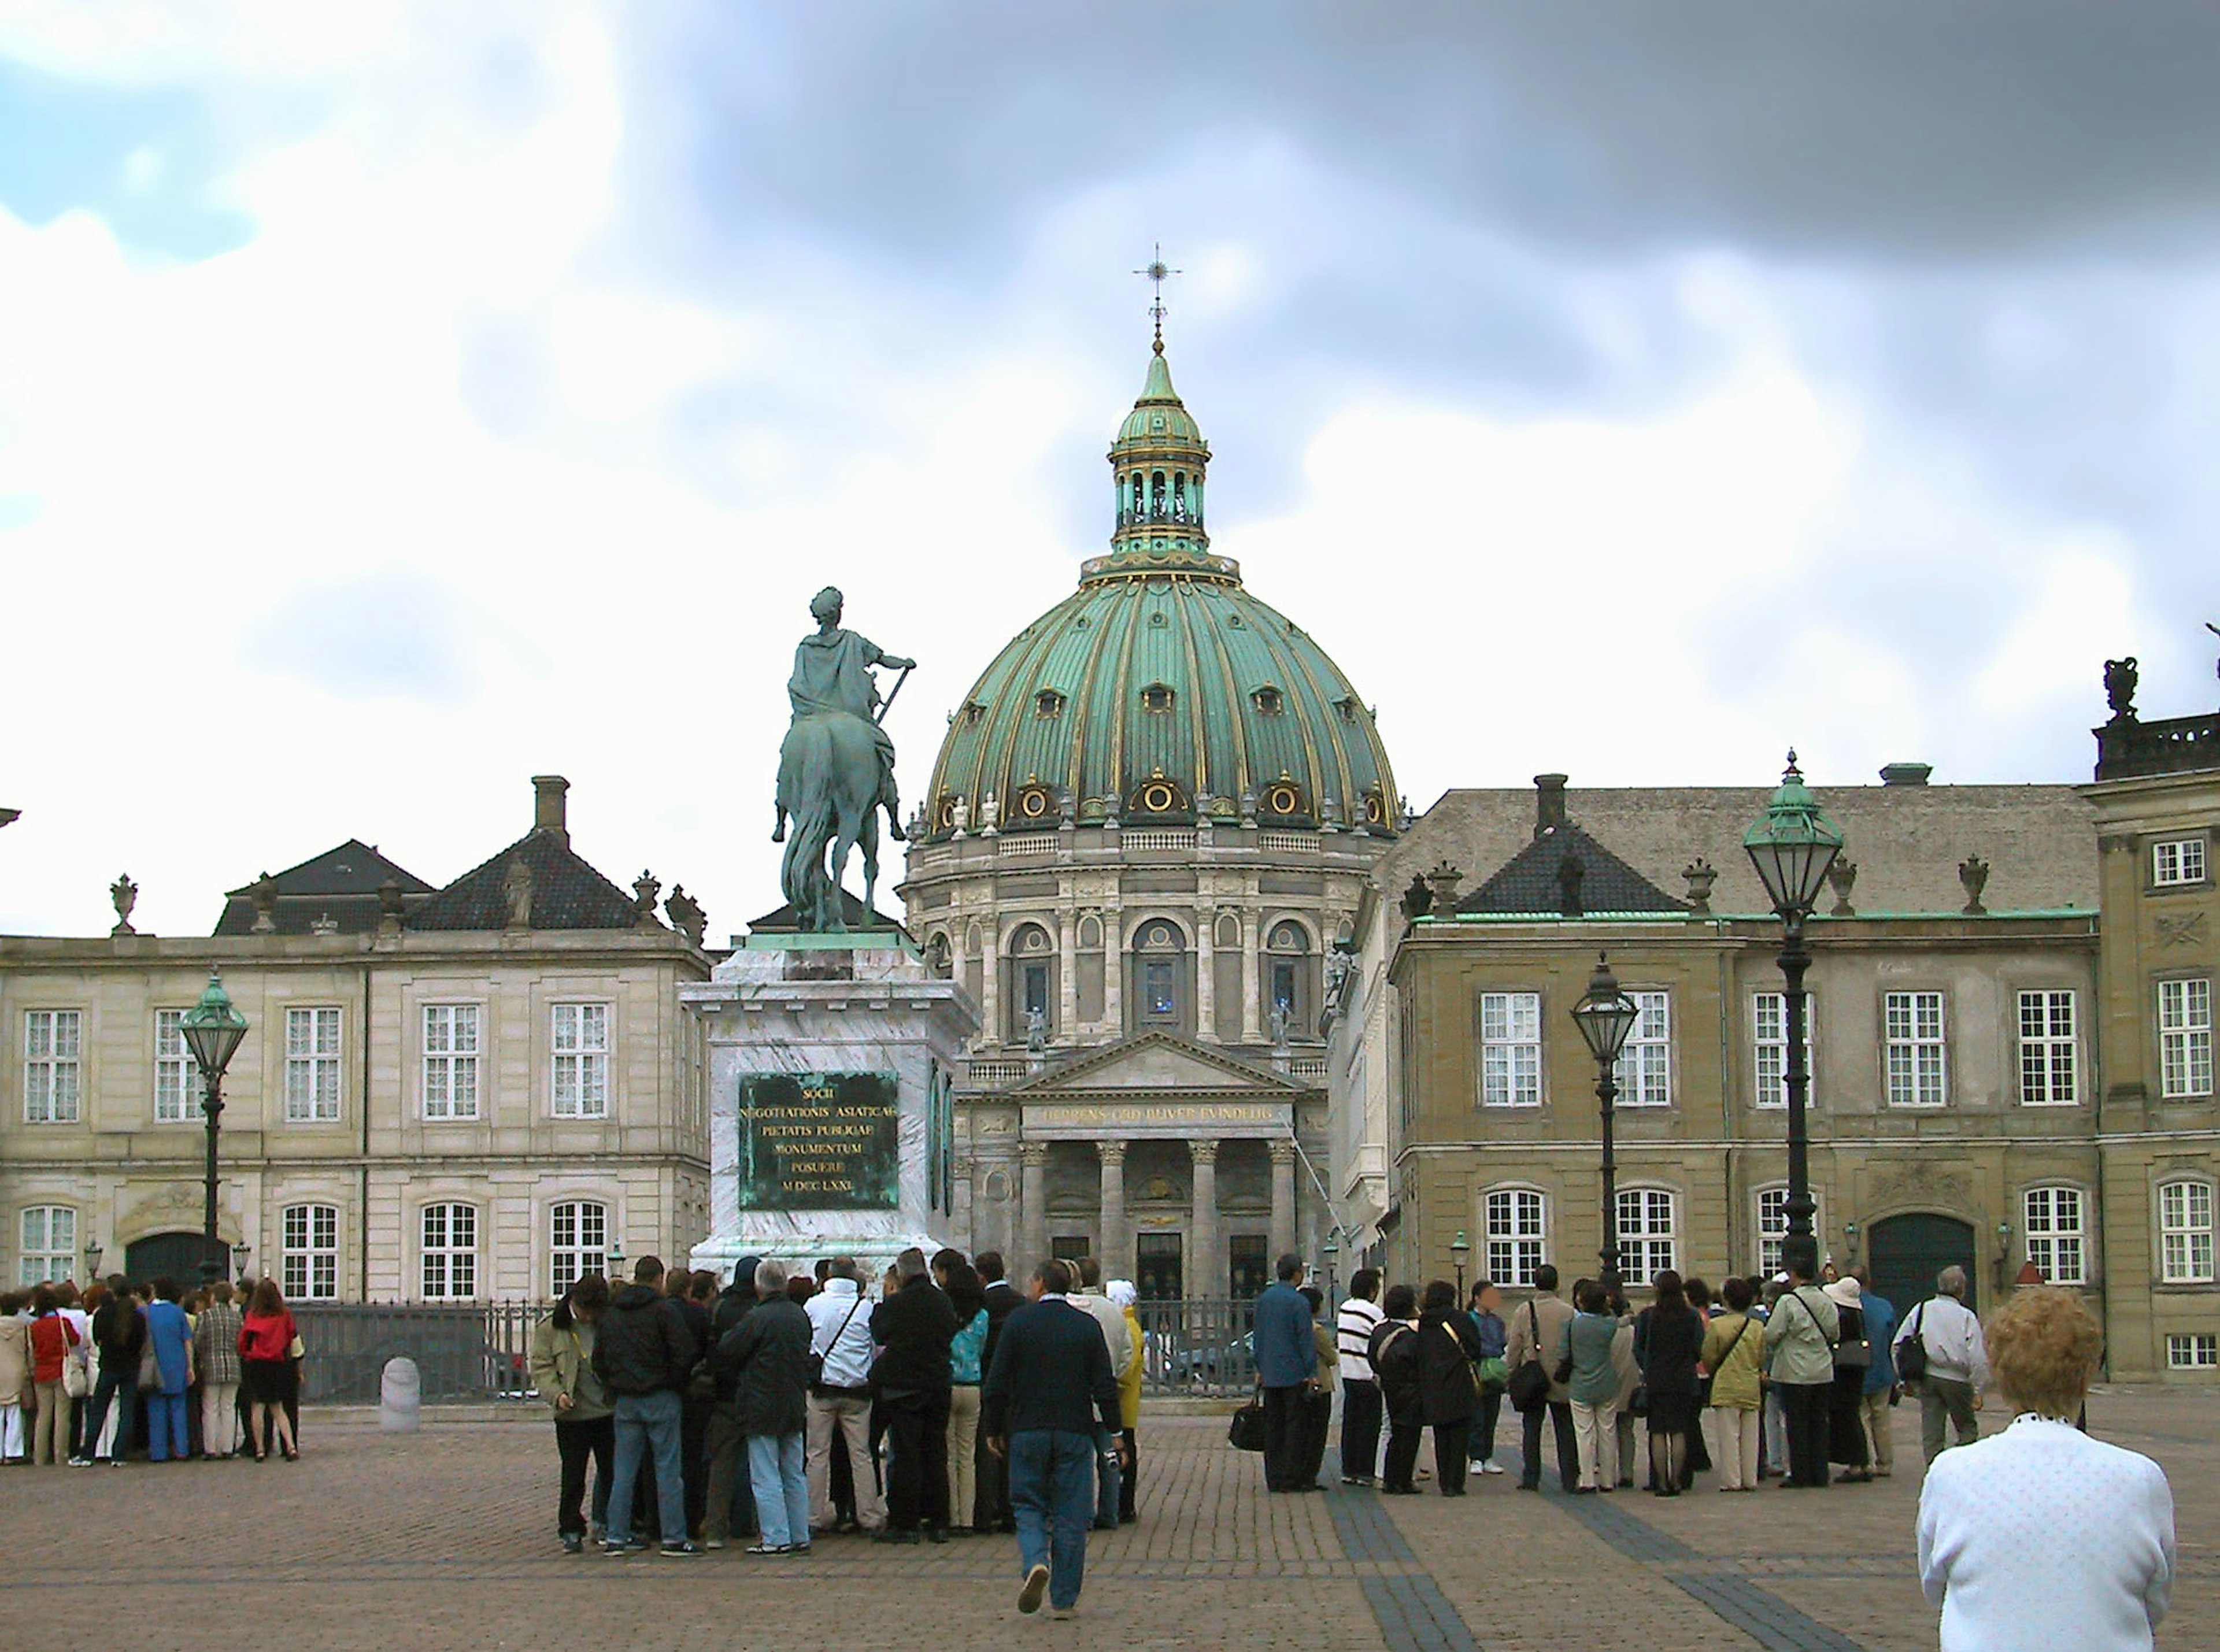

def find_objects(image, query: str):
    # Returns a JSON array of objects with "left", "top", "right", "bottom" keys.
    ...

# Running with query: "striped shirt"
[{"left": 1335, "top": 1297, "right": 1385, "bottom": 1382}]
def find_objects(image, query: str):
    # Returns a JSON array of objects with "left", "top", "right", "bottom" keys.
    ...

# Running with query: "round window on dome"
[
  {"left": 1264, "top": 781, "right": 1303, "bottom": 817},
  {"left": 1133, "top": 777, "right": 1186, "bottom": 815},
  {"left": 1016, "top": 785, "right": 1053, "bottom": 820}
]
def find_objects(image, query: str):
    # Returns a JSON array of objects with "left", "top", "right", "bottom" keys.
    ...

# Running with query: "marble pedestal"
[{"left": 682, "top": 934, "right": 978, "bottom": 1281}]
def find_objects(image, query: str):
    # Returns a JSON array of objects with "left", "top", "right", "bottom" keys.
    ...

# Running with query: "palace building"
[{"left": 898, "top": 331, "right": 1401, "bottom": 1300}]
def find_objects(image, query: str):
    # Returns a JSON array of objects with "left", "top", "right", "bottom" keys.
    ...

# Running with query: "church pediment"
[{"left": 1004, "top": 1031, "right": 1305, "bottom": 1099}]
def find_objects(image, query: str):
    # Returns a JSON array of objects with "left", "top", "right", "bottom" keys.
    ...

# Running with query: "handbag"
[
  {"left": 1506, "top": 1302, "right": 1552, "bottom": 1413},
  {"left": 1896, "top": 1302, "right": 1928, "bottom": 1383},
  {"left": 60, "top": 1323, "right": 88, "bottom": 1399},
  {"left": 138, "top": 1340, "right": 161, "bottom": 1394},
  {"left": 1475, "top": 1356, "right": 1509, "bottom": 1391},
  {"left": 1629, "top": 1383, "right": 1649, "bottom": 1418},
  {"left": 1229, "top": 1387, "right": 1268, "bottom": 1452},
  {"left": 808, "top": 1295, "right": 864, "bottom": 1391},
  {"left": 1441, "top": 1321, "right": 1483, "bottom": 1397}
]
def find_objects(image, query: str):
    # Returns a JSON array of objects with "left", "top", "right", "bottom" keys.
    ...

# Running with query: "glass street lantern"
[
  {"left": 180, "top": 969, "right": 249, "bottom": 1279},
  {"left": 1741, "top": 751, "right": 1845, "bottom": 924},
  {"left": 1570, "top": 953, "right": 1638, "bottom": 1290}
]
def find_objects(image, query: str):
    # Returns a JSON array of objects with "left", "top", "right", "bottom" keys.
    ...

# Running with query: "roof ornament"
[{"left": 1133, "top": 242, "right": 1181, "bottom": 354}]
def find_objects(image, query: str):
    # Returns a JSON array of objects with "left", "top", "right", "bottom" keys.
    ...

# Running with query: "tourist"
[
  {"left": 1896, "top": 1265, "right": 1988, "bottom": 1462},
  {"left": 1104, "top": 1278, "right": 1143, "bottom": 1524},
  {"left": 1825, "top": 1275, "right": 1873, "bottom": 1482},
  {"left": 1506, "top": 1263, "right": 1578, "bottom": 1492},
  {"left": 238, "top": 1277, "right": 300, "bottom": 1462},
  {"left": 1416, "top": 1279, "right": 1486, "bottom": 1496},
  {"left": 1464, "top": 1280, "right": 1508, "bottom": 1476},
  {"left": 870, "top": 1246, "right": 959, "bottom": 1544},
  {"left": 1763, "top": 1254, "right": 1839, "bottom": 1488},
  {"left": 1608, "top": 1289, "right": 1640, "bottom": 1489},
  {"left": 805, "top": 1256, "right": 883, "bottom": 1535},
  {"left": 715, "top": 1259, "right": 815, "bottom": 1557},
  {"left": 1756, "top": 1278, "right": 1788, "bottom": 1477},
  {"left": 530, "top": 1272, "right": 614, "bottom": 1554},
  {"left": 142, "top": 1277, "right": 194, "bottom": 1463},
  {"left": 1918, "top": 1287, "right": 2174, "bottom": 1651},
  {"left": 0, "top": 1291, "right": 29, "bottom": 1462},
  {"left": 982, "top": 1258, "right": 1126, "bottom": 1620},
  {"left": 73, "top": 1272, "right": 143, "bottom": 1466},
  {"left": 1680, "top": 1275, "right": 1714, "bottom": 1480},
  {"left": 27, "top": 1286, "right": 77, "bottom": 1466},
  {"left": 1253, "top": 1253, "right": 1319, "bottom": 1493},
  {"left": 1560, "top": 1280, "right": 1620, "bottom": 1494},
  {"left": 974, "top": 1250, "right": 1024, "bottom": 1534},
  {"left": 54, "top": 1282, "right": 90, "bottom": 1460},
  {"left": 1065, "top": 1257, "right": 1132, "bottom": 1526},
  {"left": 593, "top": 1254, "right": 700, "bottom": 1556},
  {"left": 1293, "top": 1286, "right": 1339, "bottom": 1491},
  {"left": 1368, "top": 1284, "right": 1424, "bottom": 1494},
  {"left": 1633, "top": 1269, "right": 1704, "bottom": 1497},
  {"left": 934, "top": 1250, "right": 989, "bottom": 1535},
  {"left": 1850, "top": 1268, "right": 1899, "bottom": 1477},
  {"left": 665, "top": 1268, "right": 716, "bottom": 1542},
  {"left": 1700, "top": 1277, "right": 1765, "bottom": 1491},
  {"left": 192, "top": 1281, "right": 241, "bottom": 1458},
  {"left": 1335, "top": 1268, "right": 1386, "bottom": 1486},
  {"left": 699, "top": 1254, "right": 762, "bottom": 1550}
]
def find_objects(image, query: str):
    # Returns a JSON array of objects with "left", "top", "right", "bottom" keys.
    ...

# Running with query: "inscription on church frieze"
[{"left": 737, "top": 1072, "right": 900, "bottom": 1210}]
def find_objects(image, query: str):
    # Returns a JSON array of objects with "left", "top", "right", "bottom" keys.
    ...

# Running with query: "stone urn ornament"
[
  {"left": 1826, "top": 857, "right": 1859, "bottom": 917},
  {"left": 110, "top": 873, "right": 138, "bottom": 937},
  {"left": 1959, "top": 853, "right": 1990, "bottom": 916},
  {"left": 1682, "top": 857, "right": 1716, "bottom": 916}
]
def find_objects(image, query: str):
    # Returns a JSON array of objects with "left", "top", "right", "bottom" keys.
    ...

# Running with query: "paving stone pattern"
[{"left": 0, "top": 1388, "right": 2208, "bottom": 1651}]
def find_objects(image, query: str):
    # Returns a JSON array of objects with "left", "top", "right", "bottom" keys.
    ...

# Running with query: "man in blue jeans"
[
  {"left": 591, "top": 1255, "right": 703, "bottom": 1557},
  {"left": 983, "top": 1258, "right": 1126, "bottom": 1620}
]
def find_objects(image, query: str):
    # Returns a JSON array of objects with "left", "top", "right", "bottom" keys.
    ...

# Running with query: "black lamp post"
[
  {"left": 1742, "top": 752, "right": 1844, "bottom": 1281},
  {"left": 1449, "top": 1230, "right": 1471, "bottom": 1298},
  {"left": 1570, "top": 951, "right": 1641, "bottom": 1295},
  {"left": 179, "top": 969, "right": 249, "bottom": 1284},
  {"left": 1321, "top": 1231, "right": 1340, "bottom": 1303}
]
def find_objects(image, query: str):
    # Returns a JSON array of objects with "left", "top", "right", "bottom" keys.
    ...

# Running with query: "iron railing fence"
[{"left": 291, "top": 1298, "right": 1263, "bottom": 1405}]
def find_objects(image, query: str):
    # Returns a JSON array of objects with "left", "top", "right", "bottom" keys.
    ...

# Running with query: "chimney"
[
  {"left": 1879, "top": 762, "right": 1932, "bottom": 787},
  {"left": 532, "top": 775, "right": 570, "bottom": 844},
  {"left": 1534, "top": 773, "right": 1568, "bottom": 840}
]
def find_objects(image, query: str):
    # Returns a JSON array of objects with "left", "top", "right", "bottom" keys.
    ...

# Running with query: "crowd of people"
[
  {"left": 0, "top": 1275, "right": 305, "bottom": 1465},
  {"left": 529, "top": 1244, "right": 1135, "bottom": 1618}
]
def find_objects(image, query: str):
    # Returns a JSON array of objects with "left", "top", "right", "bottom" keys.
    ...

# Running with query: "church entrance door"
[
  {"left": 1867, "top": 1213, "right": 1978, "bottom": 1317},
  {"left": 1136, "top": 1234, "right": 1183, "bottom": 1302}
]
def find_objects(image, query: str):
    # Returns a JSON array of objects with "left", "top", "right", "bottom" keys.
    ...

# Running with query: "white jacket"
[
  {"left": 1896, "top": 1294, "right": 1989, "bottom": 1390},
  {"left": 805, "top": 1279, "right": 876, "bottom": 1390},
  {"left": 1067, "top": 1292, "right": 1133, "bottom": 1382}
]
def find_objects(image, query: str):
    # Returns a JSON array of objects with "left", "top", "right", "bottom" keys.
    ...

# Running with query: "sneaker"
[
  {"left": 601, "top": 1539, "right": 634, "bottom": 1556},
  {"left": 701, "top": 1537, "right": 726, "bottom": 1551},
  {"left": 660, "top": 1540, "right": 702, "bottom": 1557},
  {"left": 66, "top": 1457, "right": 92, "bottom": 1468},
  {"left": 1478, "top": 1461, "right": 1506, "bottom": 1475},
  {"left": 744, "top": 1543, "right": 789, "bottom": 1555},
  {"left": 561, "top": 1533, "right": 583, "bottom": 1555},
  {"left": 1018, "top": 1562, "right": 1050, "bottom": 1614},
  {"left": 1052, "top": 1607, "right": 1076, "bottom": 1621}
]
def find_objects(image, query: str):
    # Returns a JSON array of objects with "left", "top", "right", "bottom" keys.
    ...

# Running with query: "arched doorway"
[
  {"left": 1867, "top": 1213, "right": 1978, "bottom": 1317},
  {"left": 124, "top": 1231, "right": 228, "bottom": 1284}
]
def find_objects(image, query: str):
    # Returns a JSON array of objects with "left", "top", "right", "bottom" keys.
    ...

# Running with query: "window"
[
  {"left": 2159, "top": 979, "right": 2214, "bottom": 1098},
  {"left": 2154, "top": 837, "right": 2208, "bottom": 887},
  {"left": 1140, "top": 683, "right": 1175, "bottom": 714},
  {"left": 1480, "top": 991, "right": 1542, "bottom": 1107},
  {"left": 1485, "top": 1188, "right": 1546, "bottom": 1287},
  {"left": 1884, "top": 991, "right": 1948, "bottom": 1107},
  {"left": 1142, "top": 959, "right": 1177, "bottom": 1020},
  {"left": 1756, "top": 1187, "right": 1826, "bottom": 1277},
  {"left": 1252, "top": 686, "right": 1284, "bottom": 716},
  {"left": 549, "top": 1200, "right": 608, "bottom": 1298},
  {"left": 1227, "top": 1234, "right": 1269, "bottom": 1299},
  {"left": 2018, "top": 990, "right": 2078, "bottom": 1106},
  {"left": 17, "top": 1206, "right": 75, "bottom": 1286},
  {"left": 282, "top": 1203, "right": 339, "bottom": 1301},
  {"left": 421, "top": 1203, "right": 478, "bottom": 1299},
  {"left": 2159, "top": 1180, "right": 2215, "bottom": 1284},
  {"left": 552, "top": 1003, "right": 610, "bottom": 1118},
  {"left": 1613, "top": 991, "right": 1671, "bottom": 1107},
  {"left": 2169, "top": 1333, "right": 2218, "bottom": 1369},
  {"left": 153, "top": 1009, "right": 205, "bottom": 1121},
  {"left": 1617, "top": 1188, "right": 1677, "bottom": 1281},
  {"left": 1753, "top": 993, "right": 1814, "bottom": 1110},
  {"left": 284, "top": 1006, "right": 342, "bottom": 1121},
  {"left": 2023, "top": 1187, "right": 2087, "bottom": 1286},
  {"left": 422, "top": 1004, "right": 480, "bottom": 1121},
  {"left": 1034, "top": 688, "right": 1065, "bottom": 720},
  {"left": 24, "top": 1009, "right": 82, "bottom": 1124}
]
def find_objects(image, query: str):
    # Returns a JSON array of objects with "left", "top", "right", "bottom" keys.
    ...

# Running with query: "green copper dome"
[{"left": 923, "top": 345, "right": 1399, "bottom": 838}]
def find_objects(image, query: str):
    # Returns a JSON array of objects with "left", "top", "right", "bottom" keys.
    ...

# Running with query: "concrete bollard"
[{"left": 379, "top": 1356, "right": 422, "bottom": 1432}]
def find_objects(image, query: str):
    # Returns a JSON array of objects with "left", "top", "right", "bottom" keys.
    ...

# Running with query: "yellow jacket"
[{"left": 1118, "top": 1306, "right": 1144, "bottom": 1428}]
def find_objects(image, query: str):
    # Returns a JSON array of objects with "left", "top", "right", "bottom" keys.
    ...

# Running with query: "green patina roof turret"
[{"left": 923, "top": 339, "right": 1399, "bottom": 839}]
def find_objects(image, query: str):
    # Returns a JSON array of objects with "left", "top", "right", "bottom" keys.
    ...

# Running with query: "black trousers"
[
  {"left": 680, "top": 1394, "right": 712, "bottom": 1539},
  {"left": 1778, "top": 1381, "right": 1832, "bottom": 1487},
  {"left": 1475, "top": 1387, "right": 1503, "bottom": 1464},
  {"left": 1433, "top": 1419, "right": 1471, "bottom": 1493},
  {"left": 882, "top": 1389, "right": 953, "bottom": 1532},
  {"left": 1118, "top": 1427, "right": 1138, "bottom": 1523},
  {"left": 1261, "top": 1385, "right": 1307, "bottom": 1491},
  {"left": 1382, "top": 1423, "right": 1423, "bottom": 1492},
  {"left": 555, "top": 1414, "right": 615, "bottom": 1536},
  {"left": 976, "top": 1424, "right": 1010, "bottom": 1529},
  {"left": 1340, "top": 1379, "right": 1383, "bottom": 1480},
  {"left": 1520, "top": 1399, "right": 1578, "bottom": 1488},
  {"left": 1294, "top": 1387, "right": 1334, "bottom": 1488}
]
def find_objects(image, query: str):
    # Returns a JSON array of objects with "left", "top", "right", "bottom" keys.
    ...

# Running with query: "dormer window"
[
  {"left": 960, "top": 699, "right": 987, "bottom": 728},
  {"left": 1141, "top": 683, "right": 1175, "bottom": 714},
  {"left": 1252, "top": 686, "right": 1285, "bottom": 716},
  {"left": 1335, "top": 695, "right": 1362, "bottom": 724},
  {"left": 1034, "top": 689, "right": 1066, "bottom": 720}
]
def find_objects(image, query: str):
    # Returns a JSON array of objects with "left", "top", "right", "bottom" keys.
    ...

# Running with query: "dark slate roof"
[
  {"left": 1456, "top": 823, "right": 1686, "bottom": 917},
  {"left": 407, "top": 828, "right": 642, "bottom": 932},
  {"left": 746, "top": 891, "right": 908, "bottom": 935},
  {"left": 213, "top": 840, "right": 435, "bottom": 936}
]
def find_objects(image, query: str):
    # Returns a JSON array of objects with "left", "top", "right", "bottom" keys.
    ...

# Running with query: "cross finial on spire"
[{"left": 1133, "top": 241, "right": 1181, "bottom": 353}]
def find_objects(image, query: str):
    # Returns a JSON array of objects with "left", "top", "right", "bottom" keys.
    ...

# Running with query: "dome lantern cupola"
[{"left": 1087, "top": 334, "right": 1236, "bottom": 586}]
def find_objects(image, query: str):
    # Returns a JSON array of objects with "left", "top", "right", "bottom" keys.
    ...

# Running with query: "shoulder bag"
[
  {"left": 1506, "top": 1301, "right": 1552, "bottom": 1413},
  {"left": 808, "top": 1295, "right": 865, "bottom": 1391},
  {"left": 1895, "top": 1302, "right": 1928, "bottom": 1383},
  {"left": 1229, "top": 1384, "right": 1268, "bottom": 1452},
  {"left": 60, "top": 1321, "right": 88, "bottom": 1399}
]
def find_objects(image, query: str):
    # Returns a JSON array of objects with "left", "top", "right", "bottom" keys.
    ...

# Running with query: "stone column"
[
  {"left": 981, "top": 920, "right": 1004, "bottom": 1045},
  {"left": 1268, "top": 1139, "right": 1297, "bottom": 1262},
  {"left": 1240, "top": 910, "right": 1263, "bottom": 1044},
  {"left": 1057, "top": 908, "right": 1079, "bottom": 1042},
  {"left": 1097, "top": 1140, "right": 1128, "bottom": 1281},
  {"left": 1019, "top": 1142, "right": 1049, "bottom": 1269},
  {"left": 1102, "top": 908, "right": 1124, "bottom": 1035},
  {"left": 1189, "top": 1140, "right": 1219, "bottom": 1299},
  {"left": 1195, "top": 906, "right": 1216, "bottom": 1041}
]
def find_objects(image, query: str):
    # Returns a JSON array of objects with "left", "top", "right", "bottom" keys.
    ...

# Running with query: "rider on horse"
[{"left": 779, "top": 586, "right": 913, "bottom": 843}]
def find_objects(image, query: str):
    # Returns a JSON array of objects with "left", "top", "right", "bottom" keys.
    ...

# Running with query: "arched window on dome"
[
  {"left": 1005, "top": 922, "right": 1057, "bottom": 1047},
  {"left": 1128, "top": 918, "right": 1191, "bottom": 1037},
  {"left": 1252, "top": 685, "right": 1285, "bottom": 717},
  {"left": 1266, "top": 920, "right": 1315, "bottom": 1043},
  {"left": 1034, "top": 689, "right": 1065, "bottom": 721},
  {"left": 1150, "top": 471, "right": 1167, "bottom": 518},
  {"left": 1172, "top": 472, "right": 1187, "bottom": 521}
]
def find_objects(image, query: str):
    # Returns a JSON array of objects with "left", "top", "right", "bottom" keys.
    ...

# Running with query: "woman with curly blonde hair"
[{"left": 1916, "top": 1287, "right": 2174, "bottom": 1651}]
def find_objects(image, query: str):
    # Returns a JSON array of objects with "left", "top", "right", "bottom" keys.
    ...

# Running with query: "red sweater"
[
  {"left": 30, "top": 1314, "right": 79, "bottom": 1384},
  {"left": 239, "top": 1309, "right": 297, "bottom": 1362}
]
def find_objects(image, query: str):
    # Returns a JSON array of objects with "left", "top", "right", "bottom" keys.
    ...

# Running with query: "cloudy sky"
[{"left": 5, "top": 2, "right": 2219, "bottom": 938}]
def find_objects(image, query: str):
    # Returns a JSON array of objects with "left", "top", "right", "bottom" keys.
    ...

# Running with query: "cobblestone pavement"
[{"left": 0, "top": 1388, "right": 2208, "bottom": 1651}]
